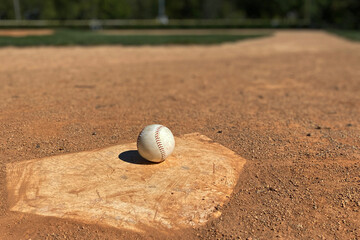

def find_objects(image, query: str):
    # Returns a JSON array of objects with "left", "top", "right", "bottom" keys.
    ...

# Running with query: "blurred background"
[
  {"left": 0, "top": 0, "right": 359, "bottom": 29},
  {"left": 0, "top": 0, "right": 359, "bottom": 46}
]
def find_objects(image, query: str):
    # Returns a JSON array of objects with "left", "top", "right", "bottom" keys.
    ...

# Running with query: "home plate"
[{"left": 6, "top": 133, "right": 246, "bottom": 232}]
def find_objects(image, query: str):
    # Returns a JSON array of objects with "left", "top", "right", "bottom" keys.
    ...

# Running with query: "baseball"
[{"left": 137, "top": 124, "right": 175, "bottom": 163}]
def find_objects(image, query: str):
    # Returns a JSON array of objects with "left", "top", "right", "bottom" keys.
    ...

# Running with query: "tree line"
[{"left": 0, "top": 0, "right": 359, "bottom": 29}]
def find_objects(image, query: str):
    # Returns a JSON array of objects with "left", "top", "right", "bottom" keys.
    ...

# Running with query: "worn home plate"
[{"left": 6, "top": 133, "right": 246, "bottom": 232}]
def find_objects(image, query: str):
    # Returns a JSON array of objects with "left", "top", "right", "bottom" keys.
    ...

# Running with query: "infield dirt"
[
  {"left": 0, "top": 29, "right": 54, "bottom": 37},
  {"left": 0, "top": 30, "right": 359, "bottom": 239}
]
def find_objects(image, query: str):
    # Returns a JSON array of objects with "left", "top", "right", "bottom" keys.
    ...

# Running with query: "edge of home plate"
[{"left": 6, "top": 133, "right": 246, "bottom": 232}]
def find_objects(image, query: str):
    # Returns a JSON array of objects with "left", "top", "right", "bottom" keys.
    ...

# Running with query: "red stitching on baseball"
[{"left": 155, "top": 126, "right": 166, "bottom": 161}]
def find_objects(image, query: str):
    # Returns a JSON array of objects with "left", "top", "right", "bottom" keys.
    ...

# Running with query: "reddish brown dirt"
[
  {"left": 0, "top": 29, "right": 54, "bottom": 37},
  {"left": 0, "top": 30, "right": 359, "bottom": 240}
]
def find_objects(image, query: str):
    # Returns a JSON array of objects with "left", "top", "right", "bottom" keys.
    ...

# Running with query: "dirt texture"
[
  {"left": 0, "top": 29, "right": 54, "bottom": 37},
  {"left": 0, "top": 30, "right": 359, "bottom": 240}
]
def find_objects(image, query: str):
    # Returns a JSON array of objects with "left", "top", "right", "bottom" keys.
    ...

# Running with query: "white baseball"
[{"left": 137, "top": 124, "right": 175, "bottom": 163}]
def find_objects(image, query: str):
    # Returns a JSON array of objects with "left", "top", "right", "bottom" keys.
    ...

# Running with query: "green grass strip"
[
  {"left": 0, "top": 29, "right": 270, "bottom": 47},
  {"left": 328, "top": 29, "right": 360, "bottom": 42}
]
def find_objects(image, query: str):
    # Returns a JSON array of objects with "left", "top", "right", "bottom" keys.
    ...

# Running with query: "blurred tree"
[
  {"left": 220, "top": 0, "right": 245, "bottom": 18},
  {"left": 52, "top": 0, "right": 81, "bottom": 20},
  {"left": 127, "top": 0, "right": 157, "bottom": 19},
  {"left": 40, "top": 1, "right": 57, "bottom": 19},
  {"left": 202, "top": 0, "right": 221, "bottom": 18},
  {"left": 97, "top": 0, "right": 131, "bottom": 19},
  {"left": 13, "top": 0, "right": 21, "bottom": 19},
  {"left": 309, "top": 0, "right": 360, "bottom": 28},
  {"left": 166, "top": 0, "right": 202, "bottom": 19},
  {"left": 77, "top": 0, "right": 97, "bottom": 19},
  {"left": 0, "top": 0, "right": 14, "bottom": 19},
  {"left": 0, "top": 0, "right": 358, "bottom": 29}
]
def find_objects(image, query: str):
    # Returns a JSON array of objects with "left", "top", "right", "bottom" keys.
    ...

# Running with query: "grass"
[
  {"left": 329, "top": 29, "right": 360, "bottom": 42},
  {"left": 0, "top": 29, "right": 270, "bottom": 47}
]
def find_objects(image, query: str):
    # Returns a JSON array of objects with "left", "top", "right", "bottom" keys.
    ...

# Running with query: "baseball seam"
[
  {"left": 154, "top": 126, "right": 166, "bottom": 161},
  {"left": 137, "top": 130, "right": 142, "bottom": 145}
]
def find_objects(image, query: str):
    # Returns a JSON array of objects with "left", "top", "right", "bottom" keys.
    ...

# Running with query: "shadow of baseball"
[{"left": 118, "top": 150, "right": 156, "bottom": 165}]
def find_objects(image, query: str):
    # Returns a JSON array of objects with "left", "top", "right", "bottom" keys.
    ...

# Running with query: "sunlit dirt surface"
[
  {"left": 0, "top": 31, "right": 359, "bottom": 239},
  {"left": 0, "top": 29, "right": 54, "bottom": 37}
]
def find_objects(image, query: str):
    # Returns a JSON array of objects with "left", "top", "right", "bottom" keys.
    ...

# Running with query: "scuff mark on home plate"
[{"left": 6, "top": 133, "right": 246, "bottom": 232}]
